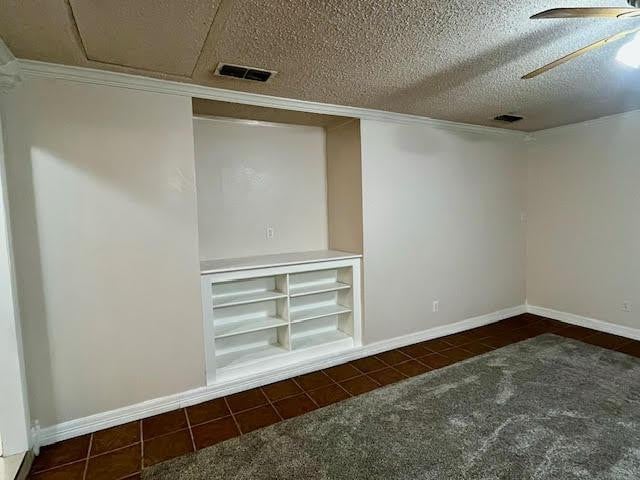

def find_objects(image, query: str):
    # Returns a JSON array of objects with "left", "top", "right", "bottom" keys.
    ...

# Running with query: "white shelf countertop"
[{"left": 201, "top": 249, "right": 362, "bottom": 275}]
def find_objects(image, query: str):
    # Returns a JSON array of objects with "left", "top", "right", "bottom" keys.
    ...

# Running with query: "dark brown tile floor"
[{"left": 28, "top": 314, "right": 640, "bottom": 479}]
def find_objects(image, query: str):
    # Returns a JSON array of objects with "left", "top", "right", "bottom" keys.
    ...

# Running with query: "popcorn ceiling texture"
[
  {"left": 69, "top": 0, "right": 221, "bottom": 76},
  {"left": 1, "top": 0, "right": 639, "bottom": 131}
]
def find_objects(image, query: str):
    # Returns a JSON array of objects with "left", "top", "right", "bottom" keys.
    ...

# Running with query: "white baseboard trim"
[
  {"left": 38, "top": 304, "right": 526, "bottom": 446},
  {"left": 526, "top": 304, "right": 640, "bottom": 341}
]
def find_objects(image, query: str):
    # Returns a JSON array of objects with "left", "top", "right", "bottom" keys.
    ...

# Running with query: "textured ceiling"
[
  {"left": 193, "top": 98, "right": 351, "bottom": 127},
  {"left": 2, "top": 0, "right": 640, "bottom": 131},
  {"left": 68, "top": 0, "right": 221, "bottom": 75}
]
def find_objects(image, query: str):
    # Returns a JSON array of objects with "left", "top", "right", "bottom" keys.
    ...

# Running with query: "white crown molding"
[
  {"left": 526, "top": 304, "right": 640, "bottom": 341},
  {"left": 17, "top": 59, "right": 526, "bottom": 139},
  {"left": 193, "top": 114, "right": 325, "bottom": 130},
  {"left": 0, "top": 39, "right": 21, "bottom": 93},
  {"left": 36, "top": 304, "right": 526, "bottom": 446}
]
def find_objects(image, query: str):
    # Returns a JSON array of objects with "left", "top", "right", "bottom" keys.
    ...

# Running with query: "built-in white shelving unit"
[{"left": 201, "top": 250, "right": 362, "bottom": 383}]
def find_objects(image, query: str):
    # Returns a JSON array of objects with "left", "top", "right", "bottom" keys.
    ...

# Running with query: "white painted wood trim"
[
  {"left": 350, "top": 260, "right": 363, "bottom": 347},
  {"left": 200, "top": 276, "right": 216, "bottom": 386},
  {"left": 16, "top": 60, "right": 526, "bottom": 139},
  {"left": 0, "top": 55, "right": 31, "bottom": 454},
  {"left": 193, "top": 114, "right": 327, "bottom": 131},
  {"left": 200, "top": 250, "right": 362, "bottom": 275},
  {"left": 0, "top": 39, "right": 21, "bottom": 93},
  {"left": 37, "top": 304, "right": 525, "bottom": 446},
  {"left": 203, "top": 258, "right": 359, "bottom": 281},
  {"left": 526, "top": 304, "right": 640, "bottom": 340}
]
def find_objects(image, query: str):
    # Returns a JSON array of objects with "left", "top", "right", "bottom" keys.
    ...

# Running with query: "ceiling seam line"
[
  {"left": 190, "top": 0, "right": 227, "bottom": 78},
  {"left": 64, "top": 0, "right": 89, "bottom": 59}
]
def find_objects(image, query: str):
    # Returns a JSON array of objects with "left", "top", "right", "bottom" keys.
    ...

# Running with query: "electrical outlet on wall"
[
  {"left": 623, "top": 301, "right": 632, "bottom": 313},
  {"left": 433, "top": 300, "right": 439, "bottom": 313},
  {"left": 266, "top": 226, "right": 274, "bottom": 240}
]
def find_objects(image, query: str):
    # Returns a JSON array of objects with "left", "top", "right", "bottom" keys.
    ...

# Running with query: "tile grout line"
[
  {"left": 262, "top": 379, "right": 308, "bottom": 404},
  {"left": 223, "top": 396, "right": 243, "bottom": 438},
  {"left": 259, "top": 386, "right": 285, "bottom": 422},
  {"left": 140, "top": 427, "right": 190, "bottom": 444},
  {"left": 139, "top": 420, "right": 144, "bottom": 472},
  {"left": 89, "top": 441, "right": 142, "bottom": 460},
  {"left": 297, "top": 370, "right": 354, "bottom": 402},
  {"left": 332, "top": 376, "right": 355, "bottom": 397},
  {"left": 30, "top": 458, "right": 87, "bottom": 475},
  {"left": 349, "top": 361, "right": 387, "bottom": 385},
  {"left": 82, "top": 434, "right": 93, "bottom": 480},
  {"left": 363, "top": 354, "right": 411, "bottom": 383},
  {"left": 183, "top": 408, "right": 197, "bottom": 453},
  {"left": 324, "top": 364, "right": 362, "bottom": 384},
  {"left": 319, "top": 372, "right": 354, "bottom": 401},
  {"left": 290, "top": 377, "right": 321, "bottom": 408}
]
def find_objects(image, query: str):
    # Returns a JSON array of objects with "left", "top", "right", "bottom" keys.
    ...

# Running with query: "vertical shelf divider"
[
  {"left": 201, "top": 276, "right": 217, "bottom": 385},
  {"left": 280, "top": 273, "right": 292, "bottom": 351},
  {"left": 285, "top": 271, "right": 292, "bottom": 351}
]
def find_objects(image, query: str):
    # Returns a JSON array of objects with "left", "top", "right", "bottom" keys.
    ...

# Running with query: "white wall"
[
  {"left": 2, "top": 77, "right": 204, "bottom": 427},
  {"left": 194, "top": 117, "right": 328, "bottom": 260},
  {"left": 527, "top": 112, "right": 640, "bottom": 329},
  {"left": 360, "top": 120, "right": 526, "bottom": 344},
  {"left": 5, "top": 65, "right": 637, "bottom": 439}
]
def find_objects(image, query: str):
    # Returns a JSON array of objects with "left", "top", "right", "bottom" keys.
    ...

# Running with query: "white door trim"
[{"left": 0, "top": 37, "right": 30, "bottom": 457}]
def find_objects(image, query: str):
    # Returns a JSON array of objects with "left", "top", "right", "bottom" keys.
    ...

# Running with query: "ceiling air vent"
[
  {"left": 214, "top": 63, "right": 276, "bottom": 82},
  {"left": 493, "top": 114, "right": 524, "bottom": 123}
]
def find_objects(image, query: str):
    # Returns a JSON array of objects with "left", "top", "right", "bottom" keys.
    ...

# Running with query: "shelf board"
[
  {"left": 289, "top": 281, "right": 351, "bottom": 298},
  {"left": 201, "top": 250, "right": 361, "bottom": 275},
  {"left": 292, "top": 329, "right": 352, "bottom": 351},
  {"left": 212, "top": 290, "right": 287, "bottom": 309},
  {"left": 216, "top": 343, "right": 288, "bottom": 370},
  {"left": 214, "top": 316, "right": 287, "bottom": 339},
  {"left": 290, "top": 304, "right": 351, "bottom": 324}
]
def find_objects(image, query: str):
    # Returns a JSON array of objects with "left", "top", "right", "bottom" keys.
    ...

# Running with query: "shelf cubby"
[
  {"left": 214, "top": 315, "right": 287, "bottom": 339},
  {"left": 289, "top": 289, "right": 351, "bottom": 323},
  {"left": 290, "top": 316, "right": 352, "bottom": 351},
  {"left": 212, "top": 275, "right": 287, "bottom": 309},
  {"left": 215, "top": 327, "right": 289, "bottom": 370},
  {"left": 213, "top": 298, "right": 287, "bottom": 339},
  {"left": 288, "top": 268, "right": 352, "bottom": 298},
  {"left": 290, "top": 304, "right": 351, "bottom": 323}
]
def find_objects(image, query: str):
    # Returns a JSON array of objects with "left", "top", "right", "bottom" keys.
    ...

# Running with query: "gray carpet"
[{"left": 144, "top": 334, "right": 640, "bottom": 479}]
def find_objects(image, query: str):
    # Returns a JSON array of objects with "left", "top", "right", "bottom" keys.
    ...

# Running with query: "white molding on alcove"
[{"left": 0, "top": 39, "right": 22, "bottom": 93}]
